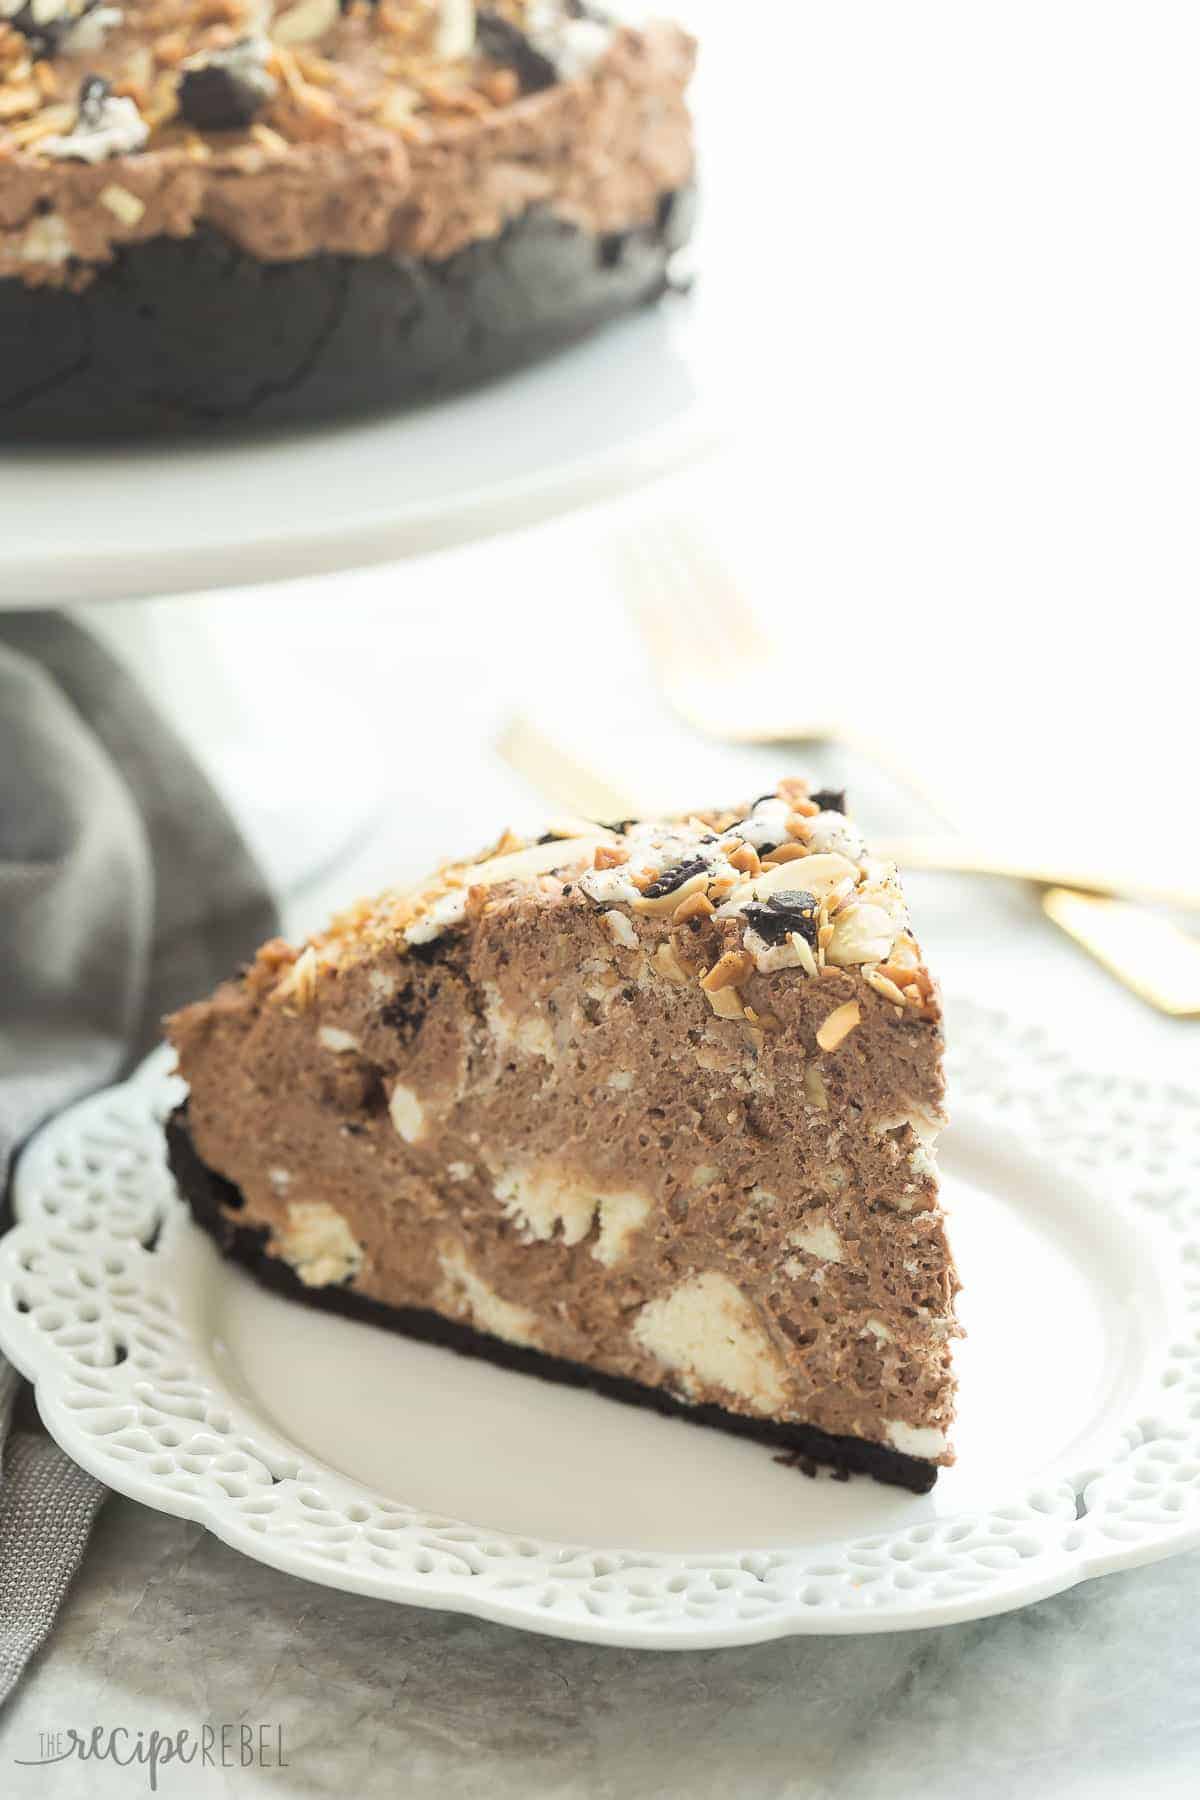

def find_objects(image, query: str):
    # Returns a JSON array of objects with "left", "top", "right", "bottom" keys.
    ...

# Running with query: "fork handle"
[{"left": 875, "top": 835, "right": 1200, "bottom": 913}]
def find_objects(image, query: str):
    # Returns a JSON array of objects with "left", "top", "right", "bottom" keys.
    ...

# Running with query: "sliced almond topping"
[
  {"left": 276, "top": 944, "right": 319, "bottom": 1009},
  {"left": 704, "top": 985, "right": 746, "bottom": 1021},
  {"left": 633, "top": 870, "right": 710, "bottom": 917},
  {"left": 862, "top": 967, "right": 908, "bottom": 1007},
  {"left": 652, "top": 941, "right": 688, "bottom": 984},
  {"left": 816, "top": 1000, "right": 861, "bottom": 1052},
  {"left": 272, "top": 0, "right": 339, "bottom": 46},
  {"left": 728, "top": 853, "right": 859, "bottom": 909}
]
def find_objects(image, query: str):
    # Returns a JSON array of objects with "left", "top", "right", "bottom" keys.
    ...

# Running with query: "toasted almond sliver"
[
  {"left": 704, "top": 984, "right": 746, "bottom": 1021},
  {"left": 652, "top": 941, "right": 688, "bottom": 984},
  {"left": 863, "top": 967, "right": 908, "bottom": 1007},
  {"left": 816, "top": 1000, "right": 861, "bottom": 1052},
  {"left": 700, "top": 950, "right": 753, "bottom": 993},
  {"left": 760, "top": 843, "right": 809, "bottom": 867},
  {"left": 672, "top": 890, "right": 715, "bottom": 926},
  {"left": 99, "top": 183, "right": 145, "bottom": 227}
]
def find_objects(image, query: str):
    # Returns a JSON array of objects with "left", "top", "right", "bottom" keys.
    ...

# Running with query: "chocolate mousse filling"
[
  {"left": 165, "top": 783, "right": 960, "bottom": 1497},
  {"left": 166, "top": 1106, "right": 939, "bottom": 1494}
]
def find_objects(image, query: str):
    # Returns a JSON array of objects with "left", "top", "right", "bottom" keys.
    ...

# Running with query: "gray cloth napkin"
[{"left": 0, "top": 611, "right": 278, "bottom": 1705}]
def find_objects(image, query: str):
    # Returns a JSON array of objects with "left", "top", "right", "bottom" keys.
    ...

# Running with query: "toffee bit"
[
  {"left": 744, "top": 890, "right": 819, "bottom": 949},
  {"left": 639, "top": 856, "right": 710, "bottom": 902}
]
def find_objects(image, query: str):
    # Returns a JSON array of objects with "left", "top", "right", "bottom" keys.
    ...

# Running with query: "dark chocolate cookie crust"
[
  {"left": 165, "top": 1108, "right": 938, "bottom": 1496},
  {"left": 0, "top": 186, "right": 693, "bottom": 440}
]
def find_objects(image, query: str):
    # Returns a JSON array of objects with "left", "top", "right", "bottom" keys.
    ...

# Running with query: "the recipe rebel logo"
[{"left": 14, "top": 1722, "right": 289, "bottom": 1790}]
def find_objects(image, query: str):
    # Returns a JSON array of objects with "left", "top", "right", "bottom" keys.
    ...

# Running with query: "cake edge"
[{"left": 165, "top": 1108, "right": 939, "bottom": 1497}]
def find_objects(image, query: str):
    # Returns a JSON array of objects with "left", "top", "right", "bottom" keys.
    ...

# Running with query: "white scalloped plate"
[{"left": 1, "top": 1001, "right": 1198, "bottom": 1648}]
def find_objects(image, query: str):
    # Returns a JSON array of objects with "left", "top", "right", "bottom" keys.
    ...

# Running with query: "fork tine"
[
  {"left": 616, "top": 512, "right": 768, "bottom": 688},
  {"left": 617, "top": 523, "right": 712, "bottom": 687}
]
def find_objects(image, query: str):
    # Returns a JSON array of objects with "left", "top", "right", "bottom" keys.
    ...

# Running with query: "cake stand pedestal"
[{"left": 0, "top": 294, "right": 725, "bottom": 894}]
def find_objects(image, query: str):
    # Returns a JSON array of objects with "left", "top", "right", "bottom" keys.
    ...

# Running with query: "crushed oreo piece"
[
  {"left": 5, "top": 0, "right": 109, "bottom": 59},
  {"left": 775, "top": 1450, "right": 820, "bottom": 1480},
  {"left": 78, "top": 71, "right": 110, "bottom": 124},
  {"left": 476, "top": 7, "right": 557, "bottom": 91},
  {"left": 639, "top": 856, "right": 710, "bottom": 902},
  {"left": 380, "top": 982, "right": 435, "bottom": 1045},
  {"left": 810, "top": 788, "right": 847, "bottom": 815},
  {"left": 43, "top": 72, "right": 148, "bottom": 161},
  {"left": 601, "top": 818, "right": 638, "bottom": 835},
  {"left": 743, "top": 889, "right": 819, "bottom": 949},
  {"left": 178, "top": 37, "right": 276, "bottom": 131}
]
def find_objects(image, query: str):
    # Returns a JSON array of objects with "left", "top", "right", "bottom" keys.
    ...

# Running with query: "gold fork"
[{"left": 611, "top": 513, "right": 1200, "bottom": 1017}]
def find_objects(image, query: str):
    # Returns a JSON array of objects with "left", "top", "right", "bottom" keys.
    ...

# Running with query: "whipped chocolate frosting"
[{"left": 0, "top": 3, "right": 694, "bottom": 285}]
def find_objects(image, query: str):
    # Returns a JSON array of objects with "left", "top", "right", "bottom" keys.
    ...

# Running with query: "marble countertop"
[{"left": 5, "top": 1493, "right": 1200, "bottom": 1800}]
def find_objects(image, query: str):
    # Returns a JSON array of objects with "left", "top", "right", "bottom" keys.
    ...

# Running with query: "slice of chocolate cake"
[
  {"left": 0, "top": 1, "right": 695, "bottom": 437},
  {"left": 167, "top": 781, "right": 959, "bottom": 1493}
]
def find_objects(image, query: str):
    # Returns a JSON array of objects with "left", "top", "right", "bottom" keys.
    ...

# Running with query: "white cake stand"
[{"left": 0, "top": 288, "right": 725, "bottom": 892}]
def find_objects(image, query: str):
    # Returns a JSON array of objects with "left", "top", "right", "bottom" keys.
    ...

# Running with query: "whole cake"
[
  {"left": 0, "top": 0, "right": 695, "bottom": 436},
  {"left": 167, "top": 781, "right": 960, "bottom": 1493}
]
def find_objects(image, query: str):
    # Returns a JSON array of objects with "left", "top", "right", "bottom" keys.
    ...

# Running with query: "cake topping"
[
  {"left": 177, "top": 36, "right": 276, "bottom": 131},
  {"left": 742, "top": 891, "right": 819, "bottom": 949},
  {"left": 269, "top": 781, "right": 934, "bottom": 1054},
  {"left": 42, "top": 72, "right": 147, "bottom": 160}
]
